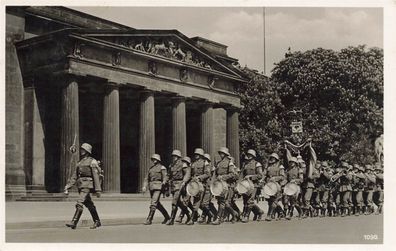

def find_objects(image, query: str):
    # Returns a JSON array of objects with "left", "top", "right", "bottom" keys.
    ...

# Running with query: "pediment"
[{"left": 77, "top": 29, "right": 242, "bottom": 78}]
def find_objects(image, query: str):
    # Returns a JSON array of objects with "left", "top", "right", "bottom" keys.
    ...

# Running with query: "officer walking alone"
[{"left": 64, "top": 143, "right": 102, "bottom": 229}]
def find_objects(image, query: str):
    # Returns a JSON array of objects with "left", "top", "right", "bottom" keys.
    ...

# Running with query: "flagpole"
[{"left": 263, "top": 7, "right": 266, "bottom": 76}]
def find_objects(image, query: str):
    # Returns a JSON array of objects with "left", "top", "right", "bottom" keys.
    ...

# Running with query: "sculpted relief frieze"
[{"left": 110, "top": 36, "right": 216, "bottom": 71}]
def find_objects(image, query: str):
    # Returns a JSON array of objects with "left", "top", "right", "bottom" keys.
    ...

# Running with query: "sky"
[{"left": 71, "top": 6, "right": 383, "bottom": 75}]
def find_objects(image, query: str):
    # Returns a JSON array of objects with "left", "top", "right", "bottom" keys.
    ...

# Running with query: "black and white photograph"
[{"left": 1, "top": 0, "right": 394, "bottom": 249}]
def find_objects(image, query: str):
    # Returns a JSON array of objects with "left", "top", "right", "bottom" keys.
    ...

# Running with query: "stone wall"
[{"left": 6, "top": 8, "right": 26, "bottom": 199}]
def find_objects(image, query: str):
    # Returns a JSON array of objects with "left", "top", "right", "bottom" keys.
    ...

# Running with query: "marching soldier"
[
  {"left": 311, "top": 162, "right": 322, "bottom": 217},
  {"left": 240, "top": 149, "right": 264, "bottom": 223},
  {"left": 187, "top": 148, "right": 212, "bottom": 225},
  {"left": 374, "top": 164, "right": 384, "bottom": 214},
  {"left": 142, "top": 154, "right": 170, "bottom": 225},
  {"left": 211, "top": 147, "right": 239, "bottom": 225},
  {"left": 202, "top": 153, "right": 219, "bottom": 223},
  {"left": 351, "top": 164, "right": 366, "bottom": 216},
  {"left": 337, "top": 162, "right": 353, "bottom": 217},
  {"left": 228, "top": 156, "right": 242, "bottom": 222},
  {"left": 264, "top": 153, "right": 285, "bottom": 221},
  {"left": 302, "top": 160, "right": 320, "bottom": 218},
  {"left": 282, "top": 156, "right": 304, "bottom": 220},
  {"left": 316, "top": 161, "right": 332, "bottom": 217},
  {"left": 64, "top": 143, "right": 102, "bottom": 230},
  {"left": 364, "top": 164, "right": 376, "bottom": 215},
  {"left": 166, "top": 150, "right": 191, "bottom": 225}
]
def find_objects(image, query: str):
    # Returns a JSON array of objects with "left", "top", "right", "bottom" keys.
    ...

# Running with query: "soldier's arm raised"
[{"left": 254, "top": 163, "right": 263, "bottom": 181}]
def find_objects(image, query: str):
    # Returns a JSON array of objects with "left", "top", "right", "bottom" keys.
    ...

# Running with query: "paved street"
[{"left": 6, "top": 214, "right": 382, "bottom": 244}]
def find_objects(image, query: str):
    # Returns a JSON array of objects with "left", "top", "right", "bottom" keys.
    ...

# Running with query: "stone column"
[
  {"left": 227, "top": 108, "right": 240, "bottom": 167},
  {"left": 138, "top": 91, "right": 155, "bottom": 191},
  {"left": 171, "top": 97, "right": 187, "bottom": 155},
  {"left": 59, "top": 78, "right": 79, "bottom": 190},
  {"left": 24, "top": 85, "right": 46, "bottom": 191},
  {"left": 201, "top": 103, "right": 215, "bottom": 160},
  {"left": 102, "top": 84, "right": 120, "bottom": 192}
]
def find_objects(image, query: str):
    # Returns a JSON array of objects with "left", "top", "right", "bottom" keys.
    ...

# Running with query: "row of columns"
[{"left": 59, "top": 77, "right": 240, "bottom": 192}]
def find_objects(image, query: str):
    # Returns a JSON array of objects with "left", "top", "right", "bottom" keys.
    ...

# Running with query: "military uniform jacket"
[
  {"left": 286, "top": 166, "right": 304, "bottom": 185},
  {"left": 191, "top": 159, "right": 211, "bottom": 187},
  {"left": 365, "top": 173, "right": 376, "bottom": 191},
  {"left": 352, "top": 172, "right": 366, "bottom": 191},
  {"left": 214, "top": 157, "right": 237, "bottom": 185},
  {"left": 304, "top": 168, "right": 320, "bottom": 189},
  {"left": 339, "top": 172, "right": 353, "bottom": 192},
  {"left": 66, "top": 156, "right": 102, "bottom": 192},
  {"left": 316, "top": 170, "right": 332, "bottom": 191},
  {"left": 375, "top": 173, "right": 383, "bottom": 191},
  {"left": 169, "top": 159, "right": 191, "bottom": 191},
  {"left": 241, "top": 160, "right": 263, "bottom": 186},
  {"left": 144, "top": 163, "right": 168, "bottom": 191},
  {"left": 264, "top": 163, "right": 285, "bottom": 185}
]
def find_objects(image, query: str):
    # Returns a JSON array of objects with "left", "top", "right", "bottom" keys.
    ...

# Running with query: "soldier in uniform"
[
  {"left": 240, "top": 149, "right": 264, "bottom": 223},
  {"left": 351, "top": 164, "right": 366, "bottom": 216},
  {"left": 301, "top": 160, "right": 320, "bottom": 218},
  {"left": 311, "top": 161, "right": 322, "bottom": 217},
  {"left": 227, "top": 156, "right": 242, "bottom": 222},
  {"left": 337, "top": 162, "right": 353, "bottom": 217},
  {"left": 374, "top": 164, "right": 384, "bottom": 214},
  {"left": 166, "top": 150, "right": 191, "bottom": 225},
  {"left": 142, "top": 154, "right": 170, "bottom": 225},
  {"left": 211, "top": 147, "right": 239, "bottom": 225},
  {"left": 263, "top": 153, "right": 285, "bottom": 221},
  {"left": 364, "top": 164, "right": 377, "bottom": 215},
  {"left": 64, "top": 143, "right": 102, "bottom": 229},
  {"left": 282, "top": 157, "right": 304, "bottom": 220},
  {"left": 316, "top": 161, "right": 332, "bottom": 217},
  {"left": 186, "top": 148, "right": 212, "bottom": 225}
]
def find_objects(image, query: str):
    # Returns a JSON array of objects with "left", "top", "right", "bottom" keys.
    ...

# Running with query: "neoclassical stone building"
[{"left": 6, "top": 6, "right": 245, "bottom": 198}]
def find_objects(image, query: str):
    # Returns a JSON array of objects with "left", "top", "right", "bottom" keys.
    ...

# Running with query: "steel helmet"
[
  {"left": 182, "top": 156, "right": 191, "bottom": 165},
  {"left": 203, "top": 153, "right": 211, "bottom": 162},
  {"left": 269, "top": 153, "right": 280, "bottom": 160},
  {"left": 246, "top": 149, "right": 257, "bottom": 158},
  {"left": 80, "top": 143, "right": 92, "bottom": 154},
  {"left": 218, "top": 147, "right": 230, "bottom": 156},
  {"left": 194, "top": 148, "right": 205, "bottom": 156},
  {"left": 171, "top": 149, "right": 182, "bottom": 158},
  {"left": 353, "top": 164, "right": 360, "bottom": 170},
  {"left": 150, "top": 154, "right": 161, "bottom": 162},
  {"left": 289, "top": 157, "right": 298, "bottom": 164},
  {"left": 321, "top": 161, "right": 329, "bottom": 168}
]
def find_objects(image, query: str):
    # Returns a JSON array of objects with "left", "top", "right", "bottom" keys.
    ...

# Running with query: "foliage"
[{"left": 236, "top": 45, "right": 383, "bottom": 165}]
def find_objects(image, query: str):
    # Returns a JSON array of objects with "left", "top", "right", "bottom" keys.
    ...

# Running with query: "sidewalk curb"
[{"left": 6, "top": 217, "right": 150, "bottom": 230}]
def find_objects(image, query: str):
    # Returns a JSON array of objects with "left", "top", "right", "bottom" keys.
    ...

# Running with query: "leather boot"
[
  {"left": 355, "top": 206, "right": 360, "bottom": 216},
  {"left": 296, "top": 206, "right": 302, "bottom": 219},
  {"left": 226, "top": 205, "right": 239, "bottom": 223},
  {"left": 285, "top": 207, "right": 292, "bottom": 220},
  {"left": 88, "top": 205, "right": 101, "bottom": 229},
  {"left": 341, "top": 207, "right": 346, "bottom": 217},
  {"left": 144, "top": 207, "right": 156, "bottom": 225},
  {"left": 211, "top": 207, "right": 224, "bottom": 225},
  {"left": 319, "top": 208, "right": 325, "bottom": 218},
  {"left": 181, "top": 206, "right": 191, "bottom": 224},
  {"left": 66, "top": 206, "right": 83, "bottom": 229},
  {"left": 175, "top": 212, "right": 184, "bottom": 223},
  {"left": 241, "top": 207, "right": 251, "bottom": 223},
  {"left": 197, "top": 210, "right": 207, "bottom": 224},
  {"left": 187, "top": 210, "right": 197, "bottom": 225},
  {"left": 209, "top": 202, "right": 218, "bottom": 218},
  {"left": 157, "top": 203, "right": 170, "bottom": 224},
  {"left": 166, "top": 205, "right": 178, "bottom": 225},
  {"left": 378, "top": 205, "right": 383, "bottom": 214},
  {"left": 254, "top": 205, "right": 264, "bottom": 221},
  {"left": 265, "top": 205, "right": 273, "bottom": 221}
]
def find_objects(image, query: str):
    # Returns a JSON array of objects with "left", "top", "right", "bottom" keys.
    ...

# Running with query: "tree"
[{"left": 270, "top": 45, "right": 383, "bottom": 164}]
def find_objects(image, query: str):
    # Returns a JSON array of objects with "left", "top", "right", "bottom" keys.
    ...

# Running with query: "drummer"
[
  {"left": 316, "top": 161, "right": 332, "bottom": 217},
  {"left": 211, "top": 147, "right": 239, "bottom": 225},
  {"left": 282, "top": 156, "right": 304, "bottom": 220},
  {"left": 186, "top": 148, "right": 212, "bottom": 225},
  {"left": 226, "top": 156, "right": 242, "bottom": 223},
  {"left": 263, "top": 153, "right": 285, "bottom": 221},
  {"left": 240, "top": 149, "right": 264, "bottom": 223}
]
